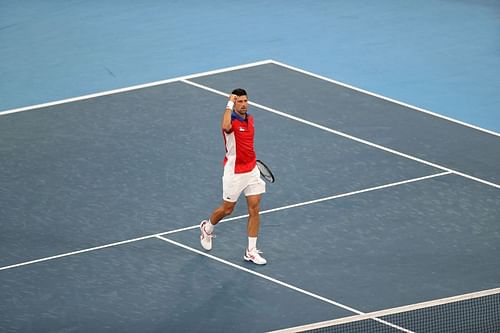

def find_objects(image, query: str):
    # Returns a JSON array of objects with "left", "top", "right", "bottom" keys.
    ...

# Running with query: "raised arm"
[{"left": 222, "top": 94, "right": 237, "bottom": 133}]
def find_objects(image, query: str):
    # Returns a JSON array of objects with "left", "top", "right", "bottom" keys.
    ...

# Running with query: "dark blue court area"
[{"left": 1, "top": 62, "right": 499, "bottom": 332}]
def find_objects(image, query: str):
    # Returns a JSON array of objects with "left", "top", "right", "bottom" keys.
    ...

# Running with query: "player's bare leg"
[
  {"left": 200, "top": 201, "right": 236, "bottom": 251},
  {"left": 244, "top": 195, "right": 266, "bottom": 264}
]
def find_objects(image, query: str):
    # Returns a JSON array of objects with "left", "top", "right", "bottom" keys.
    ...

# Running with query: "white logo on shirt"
[{"left": 239, "top": 127, "right": 246, "bottom": 132}]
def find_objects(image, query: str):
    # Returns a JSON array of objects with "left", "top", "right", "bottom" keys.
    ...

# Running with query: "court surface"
[{"left": 1, "top": 61, "right": 499, "bottom": 332}]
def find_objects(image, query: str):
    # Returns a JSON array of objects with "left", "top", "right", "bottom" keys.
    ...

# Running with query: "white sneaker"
[
  {"left": 244, "top": 248, "right": 267, "bottom": 265},
  {"left": 199, "top": 220, "right": 214, "bottom": 251}
]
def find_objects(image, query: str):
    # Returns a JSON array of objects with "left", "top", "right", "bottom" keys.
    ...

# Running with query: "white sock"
[
  {"left": 248, "top": 237, "right": 257, "bottom": 251},
  {"left": 205, "top": 220, "right": 214, "bottom": 233}
]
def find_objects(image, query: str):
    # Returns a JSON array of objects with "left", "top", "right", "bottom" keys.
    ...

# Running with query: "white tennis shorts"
[{"left": 222, "top": 165, "right": 266, "bottom": 202}]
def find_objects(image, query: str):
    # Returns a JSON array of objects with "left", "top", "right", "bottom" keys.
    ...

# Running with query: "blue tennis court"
[{"left": 1, "top": 61, "right": 499, "bottom": 332}]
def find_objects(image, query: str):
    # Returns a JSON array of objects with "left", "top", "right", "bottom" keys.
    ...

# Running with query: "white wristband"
[{"left": 226, "top": 100, "right": 234, "bottom": 110}]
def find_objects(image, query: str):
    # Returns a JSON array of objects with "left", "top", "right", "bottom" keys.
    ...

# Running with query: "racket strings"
[{"left": 256, "top": 160, "right": 275, "bottom": 183}]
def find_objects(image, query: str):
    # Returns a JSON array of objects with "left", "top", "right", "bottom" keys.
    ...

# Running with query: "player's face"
[{"left": 234, "top": 95, "right": 248, "bottom": 116}]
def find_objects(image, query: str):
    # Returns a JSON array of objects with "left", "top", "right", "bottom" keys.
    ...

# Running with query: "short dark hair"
[{"left": 231, "top": 88, "right": 247, "bottom": 96}]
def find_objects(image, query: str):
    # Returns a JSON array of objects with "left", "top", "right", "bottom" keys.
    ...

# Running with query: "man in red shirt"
[{"left": 200, "top": 88, "right": 267, "bottom": 265}]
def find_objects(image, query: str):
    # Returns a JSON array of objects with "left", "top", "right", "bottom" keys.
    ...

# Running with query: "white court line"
[
  {"left": 0, "top": 60, "right": 274, "bottom": 117},
  {"left": 155, "top": 235, "right": 414, "bottom": 333},
  {"left": 269, "top": 60, "right": 500, "bottom": 138},
  {"left": 2, "top": 59, "right": 498, "bottom": 139},
  {"left": 204, "top": 171, "right": 452, "bottom": 225},
  {"left": 0, "top": 233, "right": 162, "bottom": 272},
  {"left": 0, "top": 172, "right": 449, "bottom": 272},
  {"left": 182, "top": 79, "right": 500, "bottom": 190}
]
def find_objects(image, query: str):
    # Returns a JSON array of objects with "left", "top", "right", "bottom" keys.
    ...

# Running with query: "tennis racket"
[{"left": 256, "top": 160, "right": 275, "bottom": 183}]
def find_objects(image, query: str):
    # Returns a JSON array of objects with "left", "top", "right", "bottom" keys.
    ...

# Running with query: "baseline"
[
  {"left": 2, "top": 60, "right": 497, "bottom": 139},
  {"left": 0, "top": 60, "right": 274, "bottom": 117}
]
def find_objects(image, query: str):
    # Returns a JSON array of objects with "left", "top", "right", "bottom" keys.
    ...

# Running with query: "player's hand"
[{"left": 229, "top": 94, "right": 237, "bottom": 102}]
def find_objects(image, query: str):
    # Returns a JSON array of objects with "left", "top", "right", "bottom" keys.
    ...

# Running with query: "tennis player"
[{"left": 200, "top": 88, "right": 267, "bottom": 265}]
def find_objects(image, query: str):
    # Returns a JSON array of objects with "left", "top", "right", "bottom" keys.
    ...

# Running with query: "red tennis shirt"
[{"left": 223, "top": 112, "right": 257, "bottom": 174}]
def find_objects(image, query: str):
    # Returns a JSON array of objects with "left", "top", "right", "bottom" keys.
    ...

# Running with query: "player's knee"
[
  {"left": 223, "top": 205, "right": 235, "bottom": 216},
  {"left": 248, "top": 204, "right": 259, "bottom": 216}
]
